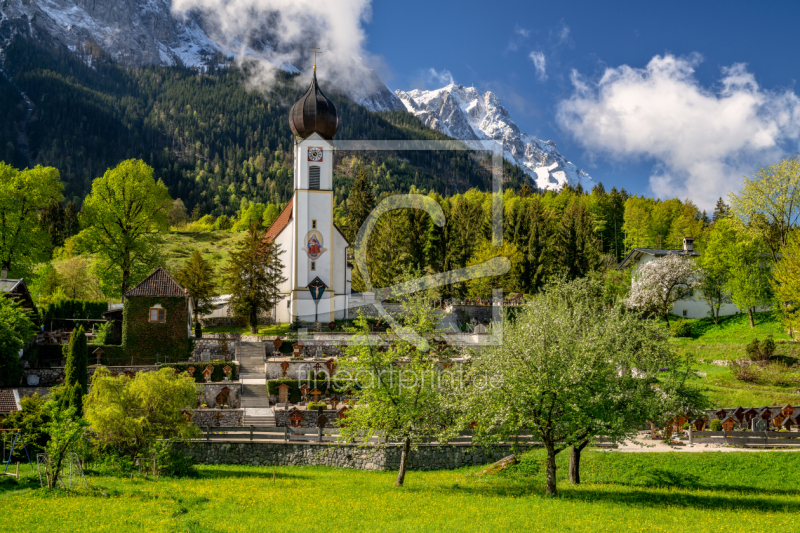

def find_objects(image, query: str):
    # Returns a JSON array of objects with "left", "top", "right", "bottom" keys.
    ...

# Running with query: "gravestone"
[
  {"left": 273, "top": 338, "right": 282, "bottom": 352},
  {"left": 215, "top": 387, "right": 230, "bottom": 407},
  {"left": 201, "top": 351, "right": 211, "bottom": 362},
  {"left": 278, "top": 384, "right": 290, "bottom": 404},
  {"left": 26, "top": 374, "right": 39, "bottom": 386},
  {"left": 212, "top": 412, "right": 223, "bottom": 426},
  {"left": 299, "top": 384, "right": 311, "bottom": 402},
  {"left": 280, "top": 361, "right": 290, "bottom": 377},
  {"left": 202, "top": 368, "right": 213, "bottom": 383},
  {"left": 317, "top": 414, "right": 329, "bottom": 429},
  {"left": 325, "top": 358, "right": 337, "bottom": 375},
  {"left": 222, "top": 365, "right": 233, "bottom": 379},
  {"left": 187, "top": 366, "right": 196, "bottom": 377},
  {"left": 290, "top": 410, "right": 304, "bottom": 428},
  {"left": 93, "top": 347, "right": 104, "bottom": 365},
  {"left": 752, "top": 418, "right": 769, "bottom": 431}
]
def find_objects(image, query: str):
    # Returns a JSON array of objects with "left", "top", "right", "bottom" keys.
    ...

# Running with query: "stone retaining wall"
[
  {"left": 274, "top": 409, "right": 340, "bottom": 428},
  {"left": 182, "top": 441, "right": 524, "bottom": 471},
  {"left": 199, "top": 382, "right": 242, "bottom": 409},
  {"left": 191, "top": 338, "right": 234, "bottom": 362},
  {"left": 22, "top": 365, "right": 159, "bottom": 386},
  {"left": 448, "top": 305, "right": 500, "bottom": 324},
  {"left": 192, "top": 409, "right": 243, "bottom": 427}
]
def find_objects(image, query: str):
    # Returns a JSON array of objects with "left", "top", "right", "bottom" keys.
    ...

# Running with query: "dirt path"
[{"left": 605, "top": 431, "right": 800, "bottom": 452}]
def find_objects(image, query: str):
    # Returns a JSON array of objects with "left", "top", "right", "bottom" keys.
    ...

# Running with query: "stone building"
[{"left": 122, "top": 267, "right": 193, "bottom": 361}]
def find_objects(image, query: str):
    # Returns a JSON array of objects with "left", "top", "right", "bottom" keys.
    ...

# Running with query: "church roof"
[
  {"left": 289, "top": 72, "right": 339, "bottom": 140},
  {"left": 264, "top": 199, "right": 293, "bottom": 241},
  {"left": 124, "top": 267, "right": 187, "bottom": 298}
]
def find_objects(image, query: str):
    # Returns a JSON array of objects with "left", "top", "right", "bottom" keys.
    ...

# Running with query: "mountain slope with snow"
[
  {"left": 0, "top": 0, "right": 404, "bottom": 110},
  {"left": 396, "top": 84, "right": 592, "bottom": 190}
]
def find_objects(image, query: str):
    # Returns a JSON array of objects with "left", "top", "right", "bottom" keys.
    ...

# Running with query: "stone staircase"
[{"left": 235, "top": 342, "right": 275, "bottom": 426}]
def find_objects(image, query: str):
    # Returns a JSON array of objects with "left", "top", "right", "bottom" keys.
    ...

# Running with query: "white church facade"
[{"left": 264, "top": 69, "right": 351, "bottom": 324}]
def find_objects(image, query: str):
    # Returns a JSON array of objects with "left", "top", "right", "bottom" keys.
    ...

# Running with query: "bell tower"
[{"left": 282, "top": 46, "right": 348, "bottom": 324}]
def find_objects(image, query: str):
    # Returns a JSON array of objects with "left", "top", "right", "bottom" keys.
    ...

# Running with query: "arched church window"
[{"left": 309, "top": 166, "right": 320, "bottom": 189}]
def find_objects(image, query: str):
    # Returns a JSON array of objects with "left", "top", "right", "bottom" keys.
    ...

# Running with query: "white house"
[{"left": 617, "top": 236, "right": 744, "bottom": 319}]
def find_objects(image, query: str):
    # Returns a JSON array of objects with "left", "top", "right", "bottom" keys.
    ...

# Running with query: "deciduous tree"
[
  {"left": 77, "top": 159, "right": 172, "bottom": 298},
  {"left": 625, "top": 254, "right": 701, "bottom": 328},
  {"left": 461, "top": 278, "right": 699, "bottom": 496},
  {"left": 0, "top": 163, "right": 63, "bottom": 275},
  {"left": 729, "top": 156, "right": 800, "bottom": 263},
  {"left": 0, "top": 297, "right": 35, "bottom": 387}
]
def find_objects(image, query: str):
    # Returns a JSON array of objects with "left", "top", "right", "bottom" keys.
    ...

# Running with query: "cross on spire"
[{"left": 308, "top": 42, "right": 322, "bottom": 71}]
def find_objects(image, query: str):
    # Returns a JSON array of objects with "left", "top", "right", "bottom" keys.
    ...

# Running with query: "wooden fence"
[
  {"left": 681, "top": 429, "right": 800, "bottom": 447},
  {"left": 196, "top": 427, "right": 615, "bottom": 447}
]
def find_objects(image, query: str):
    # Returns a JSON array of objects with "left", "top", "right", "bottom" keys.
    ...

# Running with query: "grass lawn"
[
  {"left": 1, "top": 451, "right": 799, "bottom": 532},
  {"left": 667, "top": 313, "right": 800, "bottom": 407},
  {"left": 161, "top": 230, "right": 246, "bottom": 273},
  {"left": 202, "top": 323, "right": 292, "bottom": 336}
]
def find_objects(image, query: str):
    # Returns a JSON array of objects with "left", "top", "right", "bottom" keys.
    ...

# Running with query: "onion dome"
[{"left": 289, "top": 71, "right": 339, "bottom": 140}]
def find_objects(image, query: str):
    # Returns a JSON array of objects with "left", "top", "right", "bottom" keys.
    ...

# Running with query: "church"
[{"left": 264, "top": 65, "right": 351, "bottom": 324}]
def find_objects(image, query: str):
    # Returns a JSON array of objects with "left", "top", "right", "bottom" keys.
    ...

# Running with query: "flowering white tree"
[
  {"left": 626, "top": 254, "right": 701, "bottom": 328},
  {"left": 460, "top": 278, "right": 696, "bottom": 496}
]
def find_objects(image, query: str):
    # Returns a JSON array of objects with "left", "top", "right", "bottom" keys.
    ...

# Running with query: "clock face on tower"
[{"left": 307, "top": 147, "right": 323, "bottom": 162}]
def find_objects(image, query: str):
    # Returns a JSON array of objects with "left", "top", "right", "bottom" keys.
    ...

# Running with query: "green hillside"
[{"left": 0, "top": 37, "right": 525, "bottom": 215}]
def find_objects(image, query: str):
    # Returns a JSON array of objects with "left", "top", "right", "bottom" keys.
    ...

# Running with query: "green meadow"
[{"left": 2, "top": 451, "right": 798, "bottom": 532}]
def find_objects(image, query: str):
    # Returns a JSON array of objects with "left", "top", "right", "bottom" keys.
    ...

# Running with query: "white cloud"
[
  {"left": 426, "top": 68, "right": 455, "bottom": 86},
  {"left": 557, "top": 54, "right": 800, "bottom": 209},
  {"left": 515, "top": 25, "right": 530, "bottom": 38},
  {"left": 171, "top": 0, "right": 375, "bottom": 93},
  {"left": 529, "top": 51, "right": 546, "bottom": 80},
  {"left": 555, "top": 23, "right": 570, "bottom": 44}
]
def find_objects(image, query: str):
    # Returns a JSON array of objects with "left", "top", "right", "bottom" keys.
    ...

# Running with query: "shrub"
[
  {"left": 670, "top": 321, "right": 692, "bottom": 337},
  {"left": 307, "top": 402, "right": 327, "bottom": 410},
  {"left": 730, "top": 360, "right": 757, "bottom": 382},
  {"left": 682, "top": 423, "right": 690, "bottom": 430},
  {"left": 746, "top": 336, "right": 776, "bottom": 362},
  {"left": 759, "top": 362, "right": 797, "bottom": 387},
  {"left": 709, "top": 419, "right": 723, "bottom": 431}
]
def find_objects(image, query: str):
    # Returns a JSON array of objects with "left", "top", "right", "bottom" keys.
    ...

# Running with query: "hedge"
[
  {"left": 163, "top": 362, "right": 238, "bottom": 383},
  {"left": 40, "top": 299, "right": 108, "bottom": 321},
  {"left": 307, "top": 402, "right": 327, "bottom": 410}
]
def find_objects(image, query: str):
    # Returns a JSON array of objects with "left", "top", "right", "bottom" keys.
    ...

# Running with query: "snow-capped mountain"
[
  {"left": 396, "top": 84, "right": 592, "bottom": 190},
  {"left": 0, "top": 0, "right": 404, "bottom": 110}
]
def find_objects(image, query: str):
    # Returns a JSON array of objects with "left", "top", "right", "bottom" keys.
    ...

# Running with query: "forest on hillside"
[{"left": 0, "top": 36, "right": 526, "bottom": 217}]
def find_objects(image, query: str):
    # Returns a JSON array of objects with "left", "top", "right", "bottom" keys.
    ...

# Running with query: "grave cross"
[
  {"left": 93, "top": 347, "right": 104, "bottom": 365},
  {"left": 280, "top": 361, "right": 290, "bottom": 377},
  {"left": 290, "top": 410, "right": 304, "bottom": 428},
  {"left": 212, "top": 412, "right": 224, "bottom": 426},
  {"left": 300, "top": 384, "right": 311, "bottom": 401},
  {"left": 310, "top": 389, "right": 322, "bottom": 402},
  {"left": 313, "top": 363, "right": 323, "bottom": 373}
]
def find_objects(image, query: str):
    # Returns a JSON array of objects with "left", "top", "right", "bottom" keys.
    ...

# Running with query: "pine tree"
[
  {"left": 222, "top": 224, "right": 286, "bottom": 333},
  {"left": 40, "top": 199, "right": 66, "bottom": 250},
  {"left": 174, "top": 250, "right": 217, "bottom": 328},
  {"left": 345, "top": 168, "right": 376, "bottom": 244},
  {"left": 556, "top": 204, "right": 600, "bottom": 280},
  {"left": 63, "top": 201, "right": 79, "bottom": 239},
  {"left": 63, "top": 325, "right": 88, "bottom": 413},
  {"left": 712, "top": 197, "right": 729, "bottom": 222}
]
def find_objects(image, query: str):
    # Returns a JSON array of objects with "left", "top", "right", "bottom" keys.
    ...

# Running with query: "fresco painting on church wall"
[{"left": 303, "top": 230, "right": 328, "bottom": 260}]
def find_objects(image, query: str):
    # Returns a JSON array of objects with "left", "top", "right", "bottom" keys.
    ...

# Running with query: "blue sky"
[{"left": 361, "top": 0, "right": 800, "bottom": 209}]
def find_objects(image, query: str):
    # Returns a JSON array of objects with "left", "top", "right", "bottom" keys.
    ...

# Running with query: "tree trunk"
[
  {"left": 545, "top": 448, "right": 558, "bottom": 496},
  {"left": 748, "top": 307, "right": 755, "bottom": 328},
  {"left": 569, "top": 440, "right": 589, "bottom": 485},
  {"left": 395, "top": 436, "right": 411, "bottom": 487},
  {"left": 249, "top": 307, "right": 258, "bottom": 334},
  {"left": 664, "top": 312, "right": 671, "bottom": 329}
]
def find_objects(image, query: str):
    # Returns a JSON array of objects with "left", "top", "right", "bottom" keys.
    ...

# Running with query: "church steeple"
[{"left": 288, "top": 44, "right": 338, "bottom": 140}]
